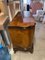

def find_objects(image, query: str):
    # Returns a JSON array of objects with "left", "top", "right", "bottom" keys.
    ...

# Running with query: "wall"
[{"left": 43, "top": 2, "right": 45, "bottom": 11}]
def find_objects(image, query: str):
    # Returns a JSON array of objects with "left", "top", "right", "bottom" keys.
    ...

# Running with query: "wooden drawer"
[
  {"left": 8, "top": 26, "right": 35, "bottom": 49},
  {"left": 8, "top": 12, "right": 36, "bottom": 53}
]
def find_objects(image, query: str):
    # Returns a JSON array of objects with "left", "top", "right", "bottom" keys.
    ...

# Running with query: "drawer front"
[{"left": 8, "top": 26, "right": 35, "bottom": 48}]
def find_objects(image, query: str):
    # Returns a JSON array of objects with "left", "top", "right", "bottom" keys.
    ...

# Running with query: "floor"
[{"left": 11, "top": 22, "right": 45, "bottom": 60}]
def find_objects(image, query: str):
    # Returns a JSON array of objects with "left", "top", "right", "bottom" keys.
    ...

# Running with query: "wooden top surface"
[
  {"left": 0, "top": 15, "right": 8, "bottom": 30},
  {"left": 8, "top": 12, "right": 36, "bottom": 27}
]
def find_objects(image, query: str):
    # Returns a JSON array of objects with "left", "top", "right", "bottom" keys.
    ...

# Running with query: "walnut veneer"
[{"left": 8, "top": 12, "right": 36, "bottom": 53}]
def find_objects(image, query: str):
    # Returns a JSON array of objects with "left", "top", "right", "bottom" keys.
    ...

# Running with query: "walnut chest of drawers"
[{"left": 8, "top": 12, "right": 36, "bottom": 53}]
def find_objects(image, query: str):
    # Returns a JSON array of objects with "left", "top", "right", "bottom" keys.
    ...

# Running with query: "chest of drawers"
[{"left": 8, "top": 12, "right": 36, "bottom": 53}]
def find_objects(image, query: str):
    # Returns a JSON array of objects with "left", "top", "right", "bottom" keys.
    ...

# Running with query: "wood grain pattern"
[
  {"left": 8, "top": 12, "right": 35, "bottom": 27},
  {"left": 8, "top": 12, "right": 35, "bottom": 50}
]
